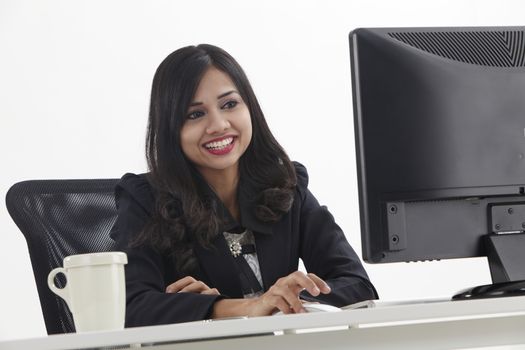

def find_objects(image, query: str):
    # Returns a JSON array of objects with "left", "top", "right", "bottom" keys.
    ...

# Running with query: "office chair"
[{"left": 5, "top": 179, "right": 119, "bottom": 334}]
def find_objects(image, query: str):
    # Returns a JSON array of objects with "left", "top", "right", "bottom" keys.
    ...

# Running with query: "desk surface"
[{"left": 2, "top": 296, "right": 525, "bottom": 350}]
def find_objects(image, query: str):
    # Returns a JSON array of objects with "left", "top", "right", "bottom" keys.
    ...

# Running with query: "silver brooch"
[{"left": 229, "top": 241, "right": 242, "bottom": 257}]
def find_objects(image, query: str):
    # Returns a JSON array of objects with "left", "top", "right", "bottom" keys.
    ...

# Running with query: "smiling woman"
[
  {"left": 109, "top": 44, "right": 377, "bottom": 327},
  {"left": 181, "top": 67, "right": 253, "bottom": 204}
]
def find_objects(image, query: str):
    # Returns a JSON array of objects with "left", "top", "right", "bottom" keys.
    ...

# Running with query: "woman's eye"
[
  {"left": 187, "top": 111, "right": 205, "bottom": 120},
  {"left": 222, "top": 100, "right": 238, "bottom": 109}
]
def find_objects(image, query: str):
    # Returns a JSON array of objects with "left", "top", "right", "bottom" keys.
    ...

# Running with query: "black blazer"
[{"left": 110, "top": 162, "right": 377, "bottom": 327}]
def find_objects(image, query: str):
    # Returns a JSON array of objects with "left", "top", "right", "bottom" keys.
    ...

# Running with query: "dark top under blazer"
[{"left": 110, "top": 162, "right": 377, "bottom": 327}]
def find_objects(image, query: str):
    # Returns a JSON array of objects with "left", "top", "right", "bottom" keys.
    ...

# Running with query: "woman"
[{"left": 111, "top": 44, "right": 377, "bottom": 327}]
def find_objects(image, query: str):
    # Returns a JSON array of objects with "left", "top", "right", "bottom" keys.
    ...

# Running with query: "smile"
[
  {"left": 203, "top": 136, "right": 236, "bottom": 155},
  {"left": 204, "top": 137, "right": 234, "bottom": 150}
]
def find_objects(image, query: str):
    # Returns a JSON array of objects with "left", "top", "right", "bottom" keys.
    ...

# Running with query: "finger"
[
  {"left": 180, "top": 281, "right": 211, "bottom": 293},
  {"left": 282, "top": 271, "right": 320, "bottom": 297},
  {"left": 166, "top": 276, "right": 196, "bottom": 293},
  {"left": 306, "top": 273, "right": 331, "bottom": 294},
  {"left": 201, "top": 288, "right": 220, "bottom": 295},
  {"left": 288, "top": 284, "right": 307, "bottom": 296},
  {"left": 165, "top": 276, "right": 197, "bottom": 293},
  {"left": 267, "top": 295, "right": 295, "bottom": 315},
  {"left": 270, "top": 285, "right": 304, "bottom": 314},
  {"left": 301, "top": 299, "right": 319, "bottom": 304}
]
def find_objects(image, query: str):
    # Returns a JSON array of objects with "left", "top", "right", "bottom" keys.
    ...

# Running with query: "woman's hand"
[
  {"left": 247, "top": 271, "right": 331, "bottom": 316},
  {"left": 165, "top": 276, "right": 220, "bottom": 295},
  {"left": 210, "top": 272, "right": 330, "bottom": 319}
]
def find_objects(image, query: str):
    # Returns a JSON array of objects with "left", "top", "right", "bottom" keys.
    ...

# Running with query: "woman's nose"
[{"left": 205, "top": 110, "right": 230, "bottom": 134}]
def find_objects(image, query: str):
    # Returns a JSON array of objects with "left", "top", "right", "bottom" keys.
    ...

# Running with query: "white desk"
[{"left": 2, "top": 296, "right": 525, "bottom": 350}]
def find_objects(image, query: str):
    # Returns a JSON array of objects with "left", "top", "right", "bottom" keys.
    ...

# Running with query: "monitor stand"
[
  {"left": 452, "top": 233, "right": 525, "bottom": 300},
  {"left": 452, "top": 280, "right": 525, "bottom": 300}
]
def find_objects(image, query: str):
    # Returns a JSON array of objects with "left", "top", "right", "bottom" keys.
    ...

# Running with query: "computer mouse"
[{"left": 273, "top": 303, "right": 341, "bottom": 315}]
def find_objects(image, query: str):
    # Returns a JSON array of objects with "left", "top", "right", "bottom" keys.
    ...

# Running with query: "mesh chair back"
[{"left": 5, "top": 179, "right": 119, "bottom": 334}]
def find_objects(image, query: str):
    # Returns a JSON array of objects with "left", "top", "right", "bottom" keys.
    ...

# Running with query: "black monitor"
[{"left": 349, "top": 26, "right": 525, "bottom": 297}]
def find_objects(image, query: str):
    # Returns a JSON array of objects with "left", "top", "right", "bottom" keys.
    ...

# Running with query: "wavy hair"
[{"left": 135, "top": 44, "right": 296, "bottom": 274}]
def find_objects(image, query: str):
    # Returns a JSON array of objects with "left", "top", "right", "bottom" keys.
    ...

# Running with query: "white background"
[{"left": 0, "top": 0, "right": 523, "bottom": 341}]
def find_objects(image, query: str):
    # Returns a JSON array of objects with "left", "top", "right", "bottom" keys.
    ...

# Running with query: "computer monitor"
[{"left": 349, "top": 26, "right": 525, "bottom": 291}]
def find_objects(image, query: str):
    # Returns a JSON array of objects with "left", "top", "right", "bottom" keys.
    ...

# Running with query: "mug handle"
[{"left": 47, "top": 267, "right": 71, "bottom": 310}]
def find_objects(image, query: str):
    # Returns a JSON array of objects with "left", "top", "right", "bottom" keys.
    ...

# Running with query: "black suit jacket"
[{"left": 110, "top": 162, "right": 377, "bottom": 327}]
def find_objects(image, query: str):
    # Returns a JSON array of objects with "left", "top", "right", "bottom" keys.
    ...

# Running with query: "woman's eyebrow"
[
  {"left": 217, "top": 90, "right": 238, "bottom": 99},
  {"left": 189, "top": 90, "right": 239, "bottom": 107}
]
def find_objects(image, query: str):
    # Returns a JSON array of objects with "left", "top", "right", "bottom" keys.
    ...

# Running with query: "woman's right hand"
[
  {"left": 165, "top": 276, "right": 220, "bottom": 295},
  {"left": 247, "top": 271, "right": 331, "bottom": 316}
]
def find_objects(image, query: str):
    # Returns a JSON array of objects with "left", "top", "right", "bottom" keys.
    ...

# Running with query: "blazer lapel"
[
  {"left": 237, "top": 177, "right": 292, "bottom": 291},
  {"left": 194, "top": 235, "right": 243, "bottom": 298},
  {"left": 253, "top": 219, "right": 292, "bottom": 291}
]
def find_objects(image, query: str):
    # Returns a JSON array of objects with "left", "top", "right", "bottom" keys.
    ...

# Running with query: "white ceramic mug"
[{"left": 47, "top": 252, "right": 128, "bottom": 332}]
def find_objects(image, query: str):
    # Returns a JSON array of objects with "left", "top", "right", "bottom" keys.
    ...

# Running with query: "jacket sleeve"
[
  {"left": 110, "top": 173, "right": 223, "bottom": 327},
  {"left": 294, "top": 163, "right": 379, "bottom": 306}
]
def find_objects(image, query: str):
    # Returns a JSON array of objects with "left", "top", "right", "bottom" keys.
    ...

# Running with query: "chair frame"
[{"left": 6, "top": 179, "right": 119, "bottom": 334}]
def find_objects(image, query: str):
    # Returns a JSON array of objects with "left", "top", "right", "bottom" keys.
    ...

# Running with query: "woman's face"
[{"left": 180, "top": 67, "right": 252, "bottom": 177}]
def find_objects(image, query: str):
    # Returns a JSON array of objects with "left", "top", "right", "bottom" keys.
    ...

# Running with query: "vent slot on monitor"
[{"left": 388, "top": 30, "right": 525, "bottom": 67}]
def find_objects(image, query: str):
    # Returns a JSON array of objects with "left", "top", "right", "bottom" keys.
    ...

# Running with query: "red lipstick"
[{"left": 203, "top": 136, "right": 236, "bottom": 156}]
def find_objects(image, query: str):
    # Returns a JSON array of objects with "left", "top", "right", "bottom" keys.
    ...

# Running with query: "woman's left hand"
[{"left": 165, "top": 276, "right": 220, "bottom": 295}]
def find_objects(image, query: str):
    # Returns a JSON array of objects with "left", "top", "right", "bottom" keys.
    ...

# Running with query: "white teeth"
[{"left": 205, "top": 137, "right": 234, "bottom": 150}]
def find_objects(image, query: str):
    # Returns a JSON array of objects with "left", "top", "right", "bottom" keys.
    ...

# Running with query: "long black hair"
[{"left": 136, "top": 44, "right": 296, "bottom": 274}]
